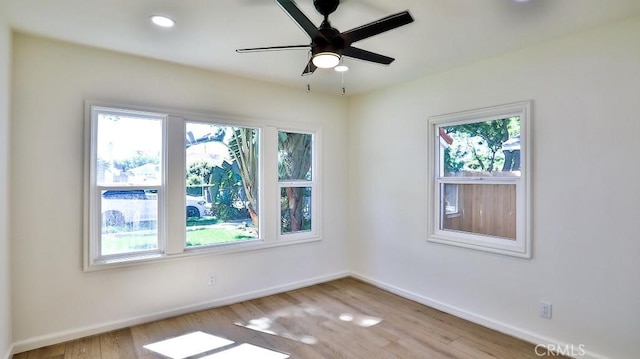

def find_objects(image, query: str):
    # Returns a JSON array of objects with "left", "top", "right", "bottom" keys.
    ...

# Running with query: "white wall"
[
  {"left": 348, "top": 15, "right": 640, "bottom": 359},
  {"left": 10, "top": 33, "right": 349, "bottom": 352},
  {"left": 0, "top": 2, "right": 13, "bottom": 359}
]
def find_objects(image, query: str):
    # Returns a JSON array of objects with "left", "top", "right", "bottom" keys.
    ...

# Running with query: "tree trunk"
[{"left": 286, "top": 187, "right": 305, "bottom": 231}]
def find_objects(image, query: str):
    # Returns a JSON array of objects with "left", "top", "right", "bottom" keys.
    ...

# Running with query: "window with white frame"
[
  {"left": 184, "top": 122, "right": 260, "bottom": 248},
  {"left": 85, "top": 104, "right": 321, "bottom": 269},
  {"left": 277, "top": 131, "right": 316, "bottom": 238},
  {"left": 427, "top": 101, "right": 531, "bottom": 258}
]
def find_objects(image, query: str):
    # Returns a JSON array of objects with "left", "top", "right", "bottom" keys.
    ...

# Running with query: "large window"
[
  {"left": 427, "top": 101, "right": 531, "bottom": 257},
  {"left": 85, "top": 104, "right": 321, "bottom": 269}
]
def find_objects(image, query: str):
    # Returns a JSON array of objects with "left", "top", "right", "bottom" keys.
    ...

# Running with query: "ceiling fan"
[{"left": 236, "top": 0, "right": 414, "bottom": 76}]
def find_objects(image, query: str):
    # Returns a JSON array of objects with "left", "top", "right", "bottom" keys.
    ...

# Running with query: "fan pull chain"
[
  {"left": 341, "top": 71, "right": 346, "bottom": 96},
  {"left": 306, "top": 51, "right": 312, "bottom": 93}
]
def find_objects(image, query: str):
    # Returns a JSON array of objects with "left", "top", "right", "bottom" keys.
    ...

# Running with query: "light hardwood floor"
[{"left": 13, "top": 277, "right": 559, "bottom": 358}]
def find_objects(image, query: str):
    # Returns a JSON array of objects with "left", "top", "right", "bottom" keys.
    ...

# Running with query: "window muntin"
[
  {"left": 185, "top": 122, "right": 259, "bottom": 248},
  {"left": 428, "top": 101, "right": 531, "bottom": 258},
  {"left": 277, "top": 131, "right": 315, "bottom": 236}
]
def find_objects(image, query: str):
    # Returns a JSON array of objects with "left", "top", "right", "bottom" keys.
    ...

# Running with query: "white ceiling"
[{"left": 7, "top": 0, "right": 640, "bottom": 95}]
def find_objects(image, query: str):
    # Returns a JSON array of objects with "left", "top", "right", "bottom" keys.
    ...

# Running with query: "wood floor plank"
[
  {"left": 13, "top": 277, "right": 558, "bottom": 359},
  {"left": 63, "top": 336, "right": 101, "bottom": 359},
  {"left": 128, "top": 321, "right": 166, "bottom": 359},
  {"left": 99, "top": 329, "right": 136, "bottom": 359}
]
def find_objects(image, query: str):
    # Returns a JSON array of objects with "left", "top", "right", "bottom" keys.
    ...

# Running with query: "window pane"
[
  {"left": 185, "top": 123, "right": 259, "bottom": 247},
  {"left": 440, "top": 117, "right": 520, "bottom": 178},
  {"left": 101, "top": 189, "right": 158, "bottom": 255},
  {"left": 96, "top": 113, "right": 162, "bottom": 186},
  {"left": 278, "top": 132, "right": 312, "bottom": 181},
  {"left": 281, "top": 187, "right": 312, "bottom": 234},
  {"left": 440, "top": 183, "right": 516, "bottom": 240}
]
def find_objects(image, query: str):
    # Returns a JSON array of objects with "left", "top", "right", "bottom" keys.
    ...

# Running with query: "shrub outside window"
[{"left": 428, "top": 101, "right": 531, "bottom": 257}]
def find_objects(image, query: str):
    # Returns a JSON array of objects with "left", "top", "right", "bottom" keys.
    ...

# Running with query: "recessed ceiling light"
[
  {"left": 334, "top": 64, "right": 349, "bottom": 72},
  {"left": 150, "top": 15, "right": 176, "bottom": 28}
]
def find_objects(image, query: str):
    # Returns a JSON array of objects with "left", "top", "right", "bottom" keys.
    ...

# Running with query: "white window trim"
[
  {"left": 83, "top": 101, "right": 323, "bottom": 271},
  {"left": 276, "top": 128, "right": 321, "bottom": 242},
  {"left": 426, "top": 101, "right": 532, "bottom": 258}
]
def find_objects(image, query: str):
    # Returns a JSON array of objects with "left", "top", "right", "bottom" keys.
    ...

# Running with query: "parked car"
[
  {"left": 186, "top": 195, "right": 207, "bottom": 218},
  {"left": 102, "top": 190, "right": 207, "bottom": 226}
]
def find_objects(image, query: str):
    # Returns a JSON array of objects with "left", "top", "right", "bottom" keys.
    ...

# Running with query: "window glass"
[
  {"left": 440, "top": 183, "right": 516, "bottom": 240},
  {"left": 441, "top": 117, "right": 521, "bottom": 178},
  {"left": 185, "top": 122, "right": 259, "bottom": 248},
  {"left": 280, "top": 186, "right": 312, "bottom": 234},
  {"left": 100, "top": 189, "right": 158, "bottom": 255},
  {"left": 443, "top": 184, "right": 459, "bottom": 215},
  {"left": 96, "top": 114, "right": 162, "bottom": 186},
  {"left": 278, "top": 132, "right": 312, "bottom": 181}
]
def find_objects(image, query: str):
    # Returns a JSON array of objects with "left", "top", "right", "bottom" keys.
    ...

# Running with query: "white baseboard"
[
  {"left": 350, "top": 272, "right": 609, "bottom": 359},
  {"left": 3, "top": 344, "right": 13, "bottom": 359},
  {"left": 11, "top": 271, "right": 349, "bottom": 355}
]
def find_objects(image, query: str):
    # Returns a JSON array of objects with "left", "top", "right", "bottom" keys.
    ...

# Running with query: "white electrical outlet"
[
  {"left": 208, "top": 272, "right": 217, "bottom": 286},
  {"left": 539, "top": 301, "right": 552, "bottom": 319}
]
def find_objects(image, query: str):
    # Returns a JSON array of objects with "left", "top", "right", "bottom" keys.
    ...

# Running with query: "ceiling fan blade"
[
  {"left": 343, "top": 46, "right": 395, "bottom": 65},
  {"left": 236, "top": 44, "right": 310, "bottom": 53},
  {"left": 276, "top": 0, "right": 327, "bottom": 42},
  {"left": 302, "top": 59, "right": 317, "bottom": 76},
  {"left": 342, "top": 11, "right": 414, "bottom": 45}
]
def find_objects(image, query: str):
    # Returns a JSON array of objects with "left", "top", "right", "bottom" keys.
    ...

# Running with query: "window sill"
[
  {"left": 84, "top": 236, "right": 322, "bottom": 272},
  {"left": 427, "top": 232, "right": 530, "bottom": 259}
]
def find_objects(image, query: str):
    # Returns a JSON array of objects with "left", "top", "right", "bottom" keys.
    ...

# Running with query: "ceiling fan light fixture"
[{"left": 312, "top": 52, "right": 341, "bottom": 69}]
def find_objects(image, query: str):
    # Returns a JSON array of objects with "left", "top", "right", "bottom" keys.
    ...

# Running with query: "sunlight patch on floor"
[
  {"left": 235, "top": 304, "right": 383, "bottom": 345},
  {"left": 143, "top": 331, "right": 234, "bottom": 359}
]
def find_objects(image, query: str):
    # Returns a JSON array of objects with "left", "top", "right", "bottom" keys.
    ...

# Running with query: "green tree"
[
  {"left": 444, "top": 147, "right": 464, "bottom": 174},
  {"left": 447, "top": 119, "right": 509, "bottom": 173},
  {"left": 186, "top": 161, "right": 214, "bottom": 197},
  {"left": 228, "top": 128, "right": 259, "bottom": 227}
]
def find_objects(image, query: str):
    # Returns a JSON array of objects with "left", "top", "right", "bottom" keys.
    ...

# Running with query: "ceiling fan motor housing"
[
  {"left": 314, "top": 26, "right": 344, "bottom": 54},
  {"left": 314, "top": 0, "right": 340, "bottom": 16}
]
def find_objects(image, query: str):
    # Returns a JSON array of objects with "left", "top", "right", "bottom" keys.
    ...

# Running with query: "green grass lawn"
[
  {"left": 101, "top": 226, "right": 257, "bottom": 255},
  {"left": 185, "top": 227, "right": 257, "bottom": 247}
]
